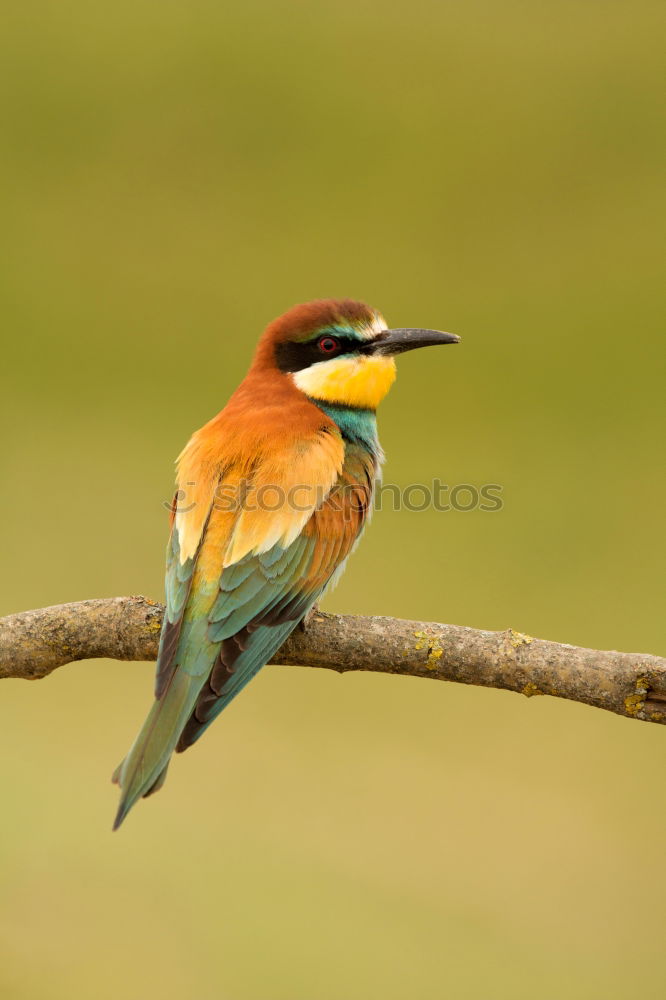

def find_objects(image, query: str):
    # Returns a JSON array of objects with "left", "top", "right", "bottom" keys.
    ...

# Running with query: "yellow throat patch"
[{"left": 292, "top": 355, "right": 397, "bottom": 409}]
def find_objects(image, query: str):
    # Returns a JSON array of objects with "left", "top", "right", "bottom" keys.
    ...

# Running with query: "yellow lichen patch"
[
  {"left": 624, "top": 676, "right": 649, "bottom": 717},
  {"left": 413, "top": 630, "right": 444, "bottom": 669},
  {"left": 413, "top": 630, "right": 428, "bottom": 651},
  {"left": 508, "top": 628, "right": 534, "bottom": 648},
  {"left": 624, "top": 693, "right": 644, "bottom": 716},
  {"left": 427, "top": 647, "right": 443, "bottom": 668},
  {"left": 427, "top": 639, "right": 443, "bottom": 670},
  {"left": 522, "top": 682, "right": 543, "bottom": 698}
]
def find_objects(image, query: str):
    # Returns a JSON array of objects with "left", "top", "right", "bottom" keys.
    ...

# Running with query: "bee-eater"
[{"left": 112, "top": 299, "right": 459, "bottom": 828}]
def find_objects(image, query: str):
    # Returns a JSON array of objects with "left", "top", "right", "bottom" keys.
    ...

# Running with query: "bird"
[{"left": 112, "top": 298, "right": 459, "bottom": 828}]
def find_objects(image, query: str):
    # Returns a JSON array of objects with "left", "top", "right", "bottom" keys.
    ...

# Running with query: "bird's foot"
[{"left": 299, "top": 604, "right": 334, "bottom": 631}]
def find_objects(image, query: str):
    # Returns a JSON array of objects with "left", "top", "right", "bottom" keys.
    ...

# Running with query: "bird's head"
[{"left": 254, "top": 299, "right": 459, "bottom": 410}]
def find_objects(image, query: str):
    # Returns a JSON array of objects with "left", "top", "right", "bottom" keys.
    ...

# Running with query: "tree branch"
[{"left": 1, "top": 596, "right": 664, "bottom": 726}]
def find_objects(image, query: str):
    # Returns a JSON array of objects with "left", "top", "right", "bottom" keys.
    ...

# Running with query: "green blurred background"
[{"left": 1, "top": 1, "right": 664, "bottom": 997}]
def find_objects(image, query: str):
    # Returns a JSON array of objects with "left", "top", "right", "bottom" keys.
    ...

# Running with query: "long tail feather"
[{"left": 111, "top": 669, "right": 204, "bottom": 830}]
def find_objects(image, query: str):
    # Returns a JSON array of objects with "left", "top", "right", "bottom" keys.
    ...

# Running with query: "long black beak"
[{"left": 369, "top": 327, "right": 460, "bottom": 356}]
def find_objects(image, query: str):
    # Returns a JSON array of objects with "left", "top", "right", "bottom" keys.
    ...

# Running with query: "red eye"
[{"left": 318, "top": 336, "right": 339, "bottom": 354}]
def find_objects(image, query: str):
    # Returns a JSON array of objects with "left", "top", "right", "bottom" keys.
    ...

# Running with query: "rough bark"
[{"left": 0, "top": 596, "right": 664, "bottom": 726}]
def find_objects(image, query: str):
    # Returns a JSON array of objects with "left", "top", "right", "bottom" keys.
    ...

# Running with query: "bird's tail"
[{"left": 111, "top": 668, "right": 203, "bottom": 830}]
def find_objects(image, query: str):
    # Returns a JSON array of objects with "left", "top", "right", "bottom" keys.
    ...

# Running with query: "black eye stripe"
[{"left": 275, "top": 335, "right": 366, "bottom": 373}]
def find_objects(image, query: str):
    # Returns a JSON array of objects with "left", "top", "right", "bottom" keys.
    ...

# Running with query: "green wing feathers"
[
  {"left": 112, "top": 439, "right": 376, "bottom": 829},
  {"left": 112, "top": 528, "right": 345, "bottom": 828}
]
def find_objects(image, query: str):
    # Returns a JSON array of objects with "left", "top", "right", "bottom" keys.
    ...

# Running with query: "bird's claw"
[{"left": 299, "top": 604, "right": 334, "bottom": 631}]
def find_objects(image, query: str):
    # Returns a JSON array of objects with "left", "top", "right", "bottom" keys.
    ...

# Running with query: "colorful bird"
[{"left": 112, "top": 299, "right": 459, "bottom": 828}]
